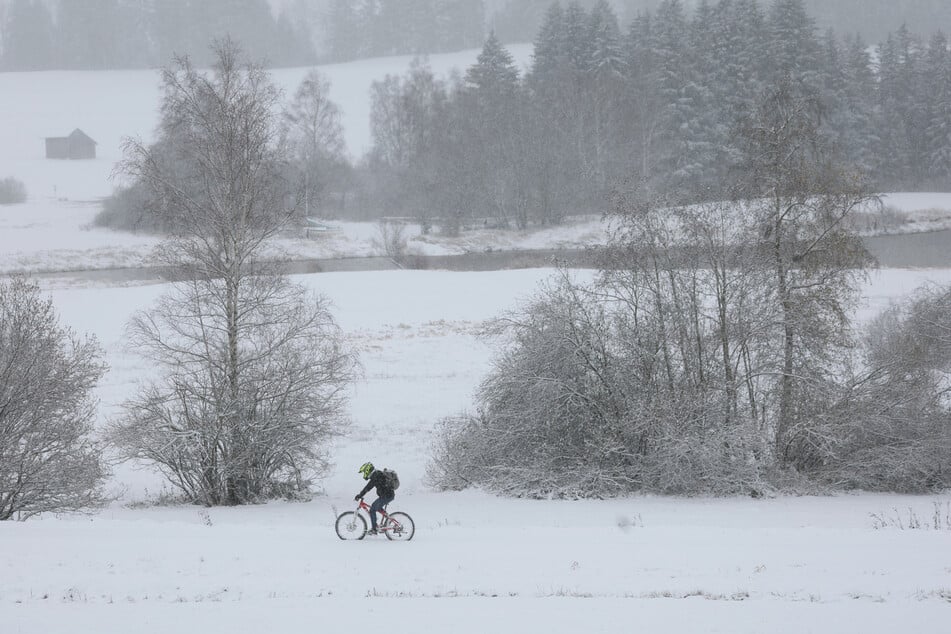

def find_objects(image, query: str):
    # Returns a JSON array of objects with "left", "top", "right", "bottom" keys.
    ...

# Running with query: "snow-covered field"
[
  {"left": 5, "top": 267, "right": 951, "bottom": 633},
  {"left": 3, "top": 50, "right": 951, "bottom": 633}
]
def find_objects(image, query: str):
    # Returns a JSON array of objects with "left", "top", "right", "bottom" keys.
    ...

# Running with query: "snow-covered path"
[{"left": 5, "top": 492, "right": 950, "bottom": 633}]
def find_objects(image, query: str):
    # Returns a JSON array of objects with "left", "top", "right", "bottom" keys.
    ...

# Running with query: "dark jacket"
[{"left": 357, "top": 469, "right": 395, "bottom": 499}]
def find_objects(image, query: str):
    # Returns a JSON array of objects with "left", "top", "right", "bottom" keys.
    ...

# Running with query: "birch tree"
[
  {"left": 111, "top": 41, "right": 357, "bottom": 505},
  {"left": 735, "top": 79, "right": 874, "bottom": 470},
  {"left": 283, "top": 69, "right": 347, "bottom": 218}
]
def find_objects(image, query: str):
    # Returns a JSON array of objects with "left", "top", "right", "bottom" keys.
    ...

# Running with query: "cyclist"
[{"left": 354, "top": 461, "right": 396, "bottom": 535}]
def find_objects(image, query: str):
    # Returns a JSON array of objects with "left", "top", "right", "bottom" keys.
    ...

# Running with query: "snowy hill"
[{"left": 0, "top": 46, "right": 532, "bottom": 202}]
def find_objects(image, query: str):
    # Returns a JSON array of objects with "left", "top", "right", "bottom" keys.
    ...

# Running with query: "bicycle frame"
[{"left": 355, "top": 498, "right": 402, "bottom": 533}]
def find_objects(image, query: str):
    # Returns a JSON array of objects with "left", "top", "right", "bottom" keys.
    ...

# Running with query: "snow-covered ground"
[
  {"left": 3, "top": 50, "right": 951, "bottom": 633},
  {"left": 0, "top": 197, "right": 613, "bottom": 273},
  {"left": 5, "top": 267, "right": 951, "bottom": 633}
]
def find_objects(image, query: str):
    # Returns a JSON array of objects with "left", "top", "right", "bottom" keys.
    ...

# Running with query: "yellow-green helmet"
[{"left": 359, "top": 462, "right": 374, "bottom": 480}]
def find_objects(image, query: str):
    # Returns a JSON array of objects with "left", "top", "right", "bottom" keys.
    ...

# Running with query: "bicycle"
[{"left": 335, "top": 498, "right": 415, "bottom": 541}]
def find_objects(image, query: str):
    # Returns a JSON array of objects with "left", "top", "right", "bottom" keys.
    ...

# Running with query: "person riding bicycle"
[{"left": 355, "top": 461, "right": 396, "bottom": 535}]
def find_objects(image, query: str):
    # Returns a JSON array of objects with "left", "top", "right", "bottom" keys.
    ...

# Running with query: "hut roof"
[{"left": 67, "top": 128, "right": 97, "bottom": 145}]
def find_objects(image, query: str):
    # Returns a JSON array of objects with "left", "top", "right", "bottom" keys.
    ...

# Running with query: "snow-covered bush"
[
  {"left": 0, "top": 177, "right": 26, "bottom": 204},
  {"left": 93, "top": 182, "right": 166, "bottom": 233},
  {"left": 821, "top": 284, "right": 951, "bottom": 492},
  {"left": 426, "top": 272, "right": 769, "bottom": 498},
  {"left": 375, "top": 218, "right": 408, "bottom": 259},
  {"left": 0, "top": 277, "right": 107, "bottom": 520}
]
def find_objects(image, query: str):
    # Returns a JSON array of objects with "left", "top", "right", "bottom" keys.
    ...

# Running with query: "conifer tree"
[
  {"left": 462, "top": 34, "right": 526, "bottom": 228},
  {"left": 839, "top": 33, "right": 879, "bottom": 177},
  {"left": 922, "top": 31, "right": 951, "bottom": 187},
  {"left": 588, "top": 0, "right": 625, "bottom": 187},
  {"left": 877, "top": 26, "right": 926, "bottom": 187},
  {"left": 531, "top": 2, "right": 568, "bottom": 81},
  {"left": 646, "top": 0, "right": 692, "bottom": 186}
]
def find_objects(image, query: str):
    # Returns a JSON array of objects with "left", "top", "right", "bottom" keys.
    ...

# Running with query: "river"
[
  {"left": 861, "top": 229, "right": 951, "bottom": 268},
  {"left": 21, "top": 229, "right": 951, "bottom": 285}
]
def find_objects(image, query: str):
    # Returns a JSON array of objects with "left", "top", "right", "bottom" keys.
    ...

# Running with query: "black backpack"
[{"left": 381, "top": 468, "right": 400, "bottom": 491}]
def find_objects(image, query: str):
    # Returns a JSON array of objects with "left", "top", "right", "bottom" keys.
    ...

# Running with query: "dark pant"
[{"left": 369, "top": 495, "right": 394, "bottom": 529}]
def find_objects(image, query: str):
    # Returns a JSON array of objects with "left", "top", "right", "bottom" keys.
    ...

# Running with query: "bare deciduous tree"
[
  {"left": 283, "top": 69, "right": 348, "bottom": 218},
  {"left": 735, "top": 79, "right": 876, "bottom": 470},
  {"left": 111, "top": 274, "right": 357, "bottom": 505},
  {"left": 110, "top": 40, "right": 357, "bottom": 506},
  {"left": 0, "top": 277, "right": 107, "bottom": 520}
]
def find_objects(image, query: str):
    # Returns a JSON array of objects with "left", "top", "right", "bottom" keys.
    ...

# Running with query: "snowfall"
[{"left": 1, "top": 47, "right": 951, "bottom": 633}]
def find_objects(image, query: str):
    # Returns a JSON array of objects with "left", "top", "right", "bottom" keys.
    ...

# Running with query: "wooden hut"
[{"left": 45, "top": 129, "right": 97, "bottom": 159}]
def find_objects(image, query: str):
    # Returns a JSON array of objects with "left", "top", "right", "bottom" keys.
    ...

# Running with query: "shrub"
[
  {"left": 0, "top": 177, "right": 26, "bottom": 204},
  {"left": 821, "top": 284, "right": 951, "bottom": 492},
  {"left": 94, "top": 183, "right": 169, "bottom": 233},
  {"left": 426, "top": 273, "right": 769, "bottom": 499},
  {"left": 378, "top": 219, "right": 408, "bottom": 256}
]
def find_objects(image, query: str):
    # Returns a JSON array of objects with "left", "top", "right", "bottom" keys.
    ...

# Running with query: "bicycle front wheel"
[
  {"left": 384, "top": 512, "right": 415, "bottom": 541},
  {"left": 335, "top": 511, "right": 367, "bottom": 540}
]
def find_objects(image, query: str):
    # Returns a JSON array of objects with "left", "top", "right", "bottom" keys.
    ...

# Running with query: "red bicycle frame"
[{"left": 356, "top": 498, "right": 401, "bottom": 532}]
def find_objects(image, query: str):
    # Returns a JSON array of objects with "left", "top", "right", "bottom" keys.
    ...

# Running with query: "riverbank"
[{"left": 3, "top": 193, "right": 951, "bottom": 283}]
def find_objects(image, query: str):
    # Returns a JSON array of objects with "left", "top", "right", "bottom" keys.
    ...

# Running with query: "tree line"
[
  {"left": 0, "top": 0, "right": 490, "bottom": 70},
  {"left": 5, "top": 1, "right": 949, "bottom": 72},
  {"left": 0, "top": 0, "right": 313, "bottom": 70},
  {"left": 410, "top": 1, "right": 951, "bottom": 497},
  {"left": 324, "top": 0, "right": 485, "bottom": 62}
]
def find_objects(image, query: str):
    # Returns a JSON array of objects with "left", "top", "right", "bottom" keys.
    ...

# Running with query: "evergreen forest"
[{"left": 353, "top": 0, "right": 951, "bottom": 231}]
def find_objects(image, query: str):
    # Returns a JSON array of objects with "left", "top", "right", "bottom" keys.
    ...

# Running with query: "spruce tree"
[
  {"left": 766, "top": 0, "right": 822, "bottom": 88},
  {"left": 837, "top": 33, "right": 879, "bottom": 177},
  {"left": 531, "top": 2, "right": 568, "bottom": 81},
  {"left": 922, "top": 31, "right": 951, "bottom": 188}
]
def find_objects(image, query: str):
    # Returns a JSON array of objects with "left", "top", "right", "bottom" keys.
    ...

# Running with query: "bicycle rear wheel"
[
  {"left": 384, "top": 512, "right": 415, "bottom": 541},
  {"left": 335, "top": 511, "right": 367, "bottom": 540}
]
